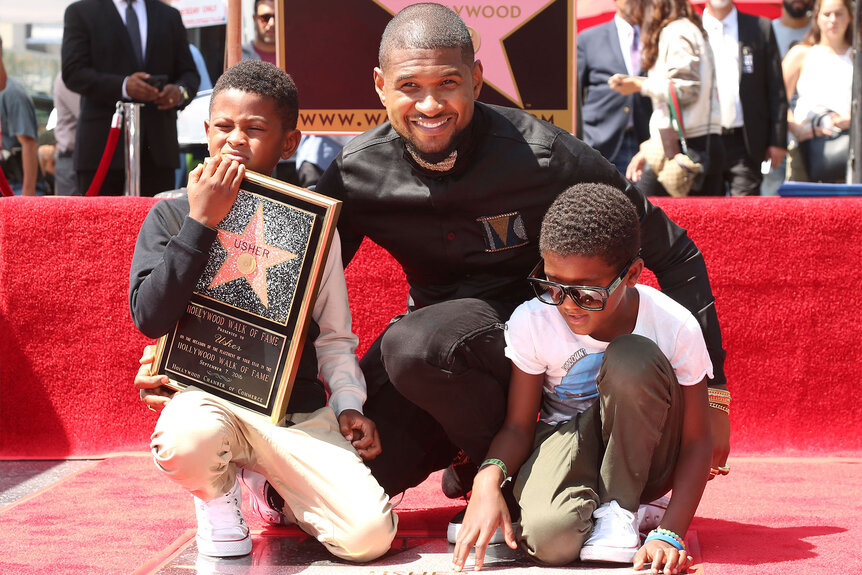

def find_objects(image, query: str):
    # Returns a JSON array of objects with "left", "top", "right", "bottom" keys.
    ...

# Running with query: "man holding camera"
[{"left": 61, "top": 0, "right": 199, "bottom": 196}]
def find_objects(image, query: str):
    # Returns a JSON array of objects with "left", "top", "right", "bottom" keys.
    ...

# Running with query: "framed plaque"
[{"left": 152, "top": 171, "right": 341, "bottom": 424}]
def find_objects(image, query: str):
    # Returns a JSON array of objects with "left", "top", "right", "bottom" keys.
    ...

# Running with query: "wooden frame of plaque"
[{"left": 153, "top": 170, "right": 341, "bottom": 424}]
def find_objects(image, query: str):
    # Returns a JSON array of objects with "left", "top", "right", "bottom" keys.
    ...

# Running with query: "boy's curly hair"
[
  {"left": 539, "top": 183, "right": 640, "bottom": 269},
  {"left": 210, "top": 59, "right": 299, "bottom": 131}
]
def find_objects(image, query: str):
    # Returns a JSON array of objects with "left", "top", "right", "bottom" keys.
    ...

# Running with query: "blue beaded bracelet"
[{"left": 644, "top": 530, "right": 685, "bottom": 551}]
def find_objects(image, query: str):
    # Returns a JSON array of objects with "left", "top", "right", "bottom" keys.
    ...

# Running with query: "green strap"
[{"left": 667, "top": 81, "right": 690, "bottom": 156}]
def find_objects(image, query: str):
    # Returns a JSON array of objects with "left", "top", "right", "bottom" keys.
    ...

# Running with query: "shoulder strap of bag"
[{"left": 667, "top": 81, "right": 690, "bottom": 155}]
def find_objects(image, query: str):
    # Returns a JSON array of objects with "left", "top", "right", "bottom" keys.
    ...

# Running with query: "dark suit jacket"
[
  {"left": 577, "top": 19, "right": 651, "bottom": 162},
  {"left": 737, "top": 11, "right": 787, "bottom": 162},
  {"left": 61, "top": 0, "right": 199, "bottom": 172}
]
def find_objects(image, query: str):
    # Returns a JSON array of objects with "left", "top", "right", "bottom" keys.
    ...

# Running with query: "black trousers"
[
  {"left": 721, "top": 130, "right": 763, "bottom": 196},
  {"left": 362, "top": 298, "right": 515, "bottom": 496}
]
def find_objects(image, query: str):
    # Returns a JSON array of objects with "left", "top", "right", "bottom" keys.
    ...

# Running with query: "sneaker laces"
[
  {"left": 195, "top": 482, "right": 246, "bottom": 534},
  {"left": 591, "top": 501, "right": 637, "bottom": 540}
]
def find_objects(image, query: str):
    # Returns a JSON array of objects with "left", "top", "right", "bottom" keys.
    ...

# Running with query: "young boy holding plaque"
[{"left": 129, "top": 60, "right": 397, "bottom": 560}]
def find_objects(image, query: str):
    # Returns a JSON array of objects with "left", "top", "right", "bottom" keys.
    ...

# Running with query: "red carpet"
[
  {"left": 2, "top": 455, "right": 860, "bottom": 574},
  {"left": 0, "top": 457, "right": 460, "bottom": 574},
  {"left": 3, "top": 196, "right": 861, "bottom": 458},
  {"left": 0, "top": 455, "right": 192, "bottom": 575},
  {"left": 2, "top": 196, "right": 861, "bottom": 573}
]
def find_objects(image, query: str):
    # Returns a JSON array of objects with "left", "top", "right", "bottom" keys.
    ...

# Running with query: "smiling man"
[{"left": 316, "top": 3, "right": 730, "bottom": 544}]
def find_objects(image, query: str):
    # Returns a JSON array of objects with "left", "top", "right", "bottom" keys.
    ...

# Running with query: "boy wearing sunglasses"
[{"left": 451, "top": 184, "right": 712, "bottom": 573}]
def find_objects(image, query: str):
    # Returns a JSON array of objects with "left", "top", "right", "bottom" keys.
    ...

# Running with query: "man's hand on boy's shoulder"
[
  {"left": 187, "top": 155, "right": 245, "bottom": 228},
  {"left": 135, "top": 345, "right": 175, "bottom": 412},
  {"left": 337, "top": 409, "right": 382, "bottom": 461}
]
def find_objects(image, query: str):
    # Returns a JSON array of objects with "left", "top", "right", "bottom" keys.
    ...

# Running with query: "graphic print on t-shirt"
[{"left": 556, "top": 350, "right": 603, "bottom": 401}]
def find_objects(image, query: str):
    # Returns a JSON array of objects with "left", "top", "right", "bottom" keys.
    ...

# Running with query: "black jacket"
[
  {"left": 738, "top": 11, "right": 788, "bottom": 160},
  {"left": 61, "top": 0, "right": 199, "bottom": 172},
  {"left": 577, "top": 19, "right": 652, "bottom": 160}
]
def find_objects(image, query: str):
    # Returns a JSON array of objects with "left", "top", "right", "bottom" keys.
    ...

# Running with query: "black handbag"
[{"left": 798, "top": 115, "right": 849, "bottom": 182}]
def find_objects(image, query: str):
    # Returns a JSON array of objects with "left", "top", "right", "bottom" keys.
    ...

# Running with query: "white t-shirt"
[{"left": 505, "top": 284, "right": 713, "bottom": 424}]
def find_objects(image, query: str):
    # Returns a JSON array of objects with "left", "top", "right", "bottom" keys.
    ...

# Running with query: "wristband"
[
  {"left": 645, "top": 528, "right": 685, "bottom": 551},
  {"left": 479, "top": 458, "right": 509, "bottom": 487}
]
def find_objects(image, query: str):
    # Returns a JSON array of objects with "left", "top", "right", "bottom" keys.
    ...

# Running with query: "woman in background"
[
  {"left": 609, "top": 0, "right": 725, "bottom": 196},
  {"left": 782, "top": 0, "right": 853, "bottom": 182}
]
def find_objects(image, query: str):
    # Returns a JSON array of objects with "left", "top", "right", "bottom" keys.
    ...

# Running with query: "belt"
[
  {"left": 56, "top": 149, "right": 74, "bottom": 158},
  {"left": 721, "top": 127, "right": 744, "bottom": 137}
]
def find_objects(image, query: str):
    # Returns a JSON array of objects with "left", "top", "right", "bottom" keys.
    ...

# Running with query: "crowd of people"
[
  {"left": 1, "top": 0, "right": 854, "bottom": 197},
  {"left": 579, "top": 0, "right": 855, "bottom": 193},
  {"left": 0, "top": 0, "right": 854, "bottom": 572}
]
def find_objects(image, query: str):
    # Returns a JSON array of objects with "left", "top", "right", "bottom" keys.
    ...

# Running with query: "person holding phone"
[{"left": 61, "top": 0, "right": 200, "bottom": 196}]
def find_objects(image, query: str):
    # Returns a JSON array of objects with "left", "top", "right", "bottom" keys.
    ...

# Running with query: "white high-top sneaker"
[
  {"left": 579, "top": 500, "right": 640, "bottom": 563},
  {"left": 193, "top": 478, "right": 252, "bottom": 557}
]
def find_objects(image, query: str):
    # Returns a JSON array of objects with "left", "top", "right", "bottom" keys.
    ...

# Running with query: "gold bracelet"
[{"left": 709, "top": 402, "right": 730, "bottom": 414}]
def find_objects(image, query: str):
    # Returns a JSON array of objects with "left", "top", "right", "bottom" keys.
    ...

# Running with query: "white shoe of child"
[
  {"left": 193, "top": 478, "right": 252, "bottom": 557},
  {"left": 579, "top": 500, "right": 640, "bottom": 563}
]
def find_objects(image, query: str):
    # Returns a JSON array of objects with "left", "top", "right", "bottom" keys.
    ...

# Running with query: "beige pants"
[{"left": 150, "top": 390, "right": 397, "bottom": 562}]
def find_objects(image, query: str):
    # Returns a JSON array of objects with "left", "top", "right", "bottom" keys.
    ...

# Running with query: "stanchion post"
[{"left": 123, "top": 102, "right": 142, "bottom": 197}]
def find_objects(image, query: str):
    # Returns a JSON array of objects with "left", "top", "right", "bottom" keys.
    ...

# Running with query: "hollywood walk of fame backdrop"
[
  {"left": 153, "top": 172, "right": 342, "bottom": 423},
  {"left": 281, "top": 0, "right": 574, "bottom": 133}
]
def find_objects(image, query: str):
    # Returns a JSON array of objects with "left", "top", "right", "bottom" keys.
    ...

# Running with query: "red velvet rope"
[
  {"left": 85, "top": 105, "right": 124, "bottom": 197},
  {"left": 0, "top": 163, "right": 14, "bottom": 197}
]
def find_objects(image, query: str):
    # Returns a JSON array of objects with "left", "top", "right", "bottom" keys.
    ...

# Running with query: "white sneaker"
[
  {"left": 637, "top": 495, "right": 670, "bottom": 534},
  {"left": 579, "top": 500, "right": 640, "bottom": 563},
  {"left": 238, "top": 467, "right": 290, "bottom": 526},
  {"left": 194, "top": 479, "right": 252, "bottom": 557}
]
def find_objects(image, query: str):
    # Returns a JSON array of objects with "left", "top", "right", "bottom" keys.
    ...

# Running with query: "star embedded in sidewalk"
[
  {"left": 374, "top": 0, "right": 550, "bottom": 106},
  {"left": 209, "top": 204, "right": 297, "bottom": 308}
]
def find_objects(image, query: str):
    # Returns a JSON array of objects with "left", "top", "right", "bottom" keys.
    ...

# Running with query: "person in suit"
[
  {"left": 703, "top": 0, "right": 787, "bottom": 196},
  {"left": 577, "top": 0, "right": 652, "bottom": 175},
  {"left": 61, "top": 0, "right": 199, "bottom": 197}
]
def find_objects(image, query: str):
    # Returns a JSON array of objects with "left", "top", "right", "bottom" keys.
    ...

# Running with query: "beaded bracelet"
[
  {"left": 480, "top": 458, "right": 509, "bottom": 486},
  {"left": 645, "top": 528, "right": 685, "bottom": 551}
]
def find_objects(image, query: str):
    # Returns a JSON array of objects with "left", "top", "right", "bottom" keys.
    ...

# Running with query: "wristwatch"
[{"left": 176, "top": 84, "right": 189, "bottom": 105}]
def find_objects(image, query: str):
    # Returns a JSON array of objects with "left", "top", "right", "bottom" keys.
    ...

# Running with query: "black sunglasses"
[
  {"left": 257, "top": 13, "right": 275, "bottom": 24},
  {"left": 527, "top": 256, "right": 637, "bottom": 311}
]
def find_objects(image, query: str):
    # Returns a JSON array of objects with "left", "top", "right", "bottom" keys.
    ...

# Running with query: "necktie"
[
  {"left": 125, "top": 0, "right": 144, "bottom": 67},
  {"left": 630, "top": 26, "right": 641, "bottom": 75}
]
